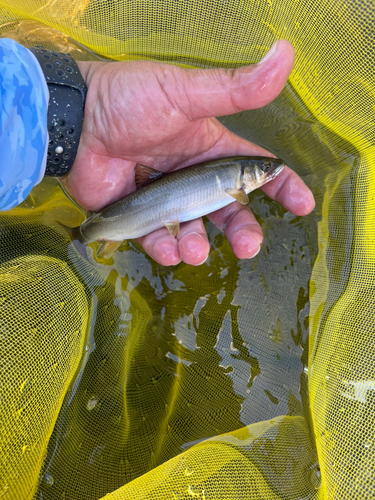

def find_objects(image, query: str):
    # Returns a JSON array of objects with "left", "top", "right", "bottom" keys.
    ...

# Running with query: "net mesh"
[{"left": 0, "top": 0, "right": 374, "bottom": 498}]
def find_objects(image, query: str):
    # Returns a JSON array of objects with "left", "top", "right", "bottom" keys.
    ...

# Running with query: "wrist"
[
  {"left": 75, "top": 60, "right": 106, "bottom": 86},
  {"left": 29, "top": 46, "right": 88, "bottom": 177}
]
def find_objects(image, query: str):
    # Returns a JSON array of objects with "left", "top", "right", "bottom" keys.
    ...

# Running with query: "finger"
[
  {"left": 138, "top": 218, "right": 210, "bottom": 266},
  {"left": 207, "top": 203, "right": 263, "bottom": 259},
  {"left": 176, "top": 218, "right": 210, "bottom": 266},
  {"left": 261, "top": 165, "right": 315, "bottom": 216},
  {"left": 137, "top": 229, "right": 181, "bottom": 267},
  {"left": 174, "top": 130, "right": 315, "bottom": 219},
  {"left": 178, "top": 40, "right": 295, "bottom": 120}
]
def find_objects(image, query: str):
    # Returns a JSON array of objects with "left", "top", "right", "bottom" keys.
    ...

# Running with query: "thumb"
[{"left": 179, "top": 39, "right": 295, "bottom": 120}]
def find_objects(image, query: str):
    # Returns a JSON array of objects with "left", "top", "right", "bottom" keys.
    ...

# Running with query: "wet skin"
[{"left": 62, "top": 40, "right": 315, "bottom": 266}]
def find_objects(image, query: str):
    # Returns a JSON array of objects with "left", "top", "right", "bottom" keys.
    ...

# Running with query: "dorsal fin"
[{"left": 135, "top": 164, "right": 165, "bottom": 190}]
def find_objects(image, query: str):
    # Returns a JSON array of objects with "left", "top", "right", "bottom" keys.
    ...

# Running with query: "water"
[{"left": 0, "top": 19, "right": 358, "bottom": 500}]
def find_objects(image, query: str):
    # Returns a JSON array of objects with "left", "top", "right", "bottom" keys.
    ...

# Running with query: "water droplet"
[
  {"left": 0, "top": 485, "right": 9, "bottom": 496},
  {"left": 20, "top": 379, "right": 30, "bottom": 394},
  {"left": 184, "top": 467, "right": 194, "bottom": 476},
  {"left": 187, "top": 484, "right": 203, "bottom": 497},
  {"left": 44, "top": 474, "right": 54, "bottom": 487},
  {"left": 84, "top": 344, "right": 90, "bottom": 352},
  {"left": 365, "top": 441, "right": 371, "bottom": 449},
  {"left": 87, "top": 397, "right": 98, "bottom": 411},
  {"left": 308, "top": 464, "right": 321, "bottom": 489}
]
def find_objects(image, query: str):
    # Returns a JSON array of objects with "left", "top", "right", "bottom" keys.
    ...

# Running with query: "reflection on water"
[
  {"left": 0, "top": 19, "right": 111, "bottom": 60},
  {"left": 34, "top": 182, "right": 322, "bottom": 498}
]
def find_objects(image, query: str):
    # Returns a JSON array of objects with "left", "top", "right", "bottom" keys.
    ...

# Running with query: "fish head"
[{"left": 242, "top": 157, "right": 285, "bottom": 193}]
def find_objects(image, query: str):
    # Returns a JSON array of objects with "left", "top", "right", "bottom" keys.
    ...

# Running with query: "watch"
[{"left": 29, "top": 46, "right": 87, "bottom": 176}]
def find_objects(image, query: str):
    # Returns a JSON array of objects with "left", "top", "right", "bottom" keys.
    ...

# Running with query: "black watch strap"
[{"left": 29, "top": 46, "right": 87, "bottom": 176}]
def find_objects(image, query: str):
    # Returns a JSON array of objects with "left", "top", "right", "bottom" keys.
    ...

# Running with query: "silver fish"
[{"left": 63, "top": 156, "right": 284, "bottom": 256}]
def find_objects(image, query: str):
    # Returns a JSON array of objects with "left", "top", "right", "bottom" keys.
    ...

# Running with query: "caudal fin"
[{"left": 56, "top": 221, "right": 83, "bottom": 242}]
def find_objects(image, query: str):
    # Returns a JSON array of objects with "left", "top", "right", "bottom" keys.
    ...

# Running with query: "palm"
[
  {"left": 62, "top": 41, "right": 315, "bottom": 266},
  {"left": 65, "top": 61, "right": 267, "bottom": 210}
]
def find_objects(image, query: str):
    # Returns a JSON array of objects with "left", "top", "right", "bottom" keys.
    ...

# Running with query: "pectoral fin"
[
  {"left": 225, "top": 188, "right": 249, "bottom": 205},
  {"left": 164, "top": 222, "right": 180, "bottom": 238},
  {"left": 96, "top": 240, "right": 123, "bottom": 258},
  {"left": 135, "top": 164, "right": 165, "bottom": 190}
]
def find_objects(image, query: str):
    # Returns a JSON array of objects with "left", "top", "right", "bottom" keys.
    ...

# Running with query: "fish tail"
[{"left": 56, "top": 221, "right": 85, "bottom": 243}]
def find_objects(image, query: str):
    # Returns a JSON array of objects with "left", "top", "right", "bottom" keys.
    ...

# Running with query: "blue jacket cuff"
[{"left": 0, "top": 38, "right": 49, "bottom": 211}]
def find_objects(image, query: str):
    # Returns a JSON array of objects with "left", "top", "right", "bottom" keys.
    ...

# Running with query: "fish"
[{"left": 61, "top": 156, "right": 285, "bottom": 257}]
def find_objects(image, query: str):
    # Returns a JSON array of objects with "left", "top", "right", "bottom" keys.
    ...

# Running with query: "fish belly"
[{"left": 83, "top": 164, "right": 241, "bottom": 242}]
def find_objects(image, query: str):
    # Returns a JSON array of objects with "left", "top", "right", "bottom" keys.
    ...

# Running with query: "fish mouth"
[{"left": 266, "top": 163, "right": 285, "bottom": 181}]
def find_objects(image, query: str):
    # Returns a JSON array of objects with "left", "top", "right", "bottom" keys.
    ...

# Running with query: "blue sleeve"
[{"left": 0, "top": 38, "right": 49, "bottom": 211}]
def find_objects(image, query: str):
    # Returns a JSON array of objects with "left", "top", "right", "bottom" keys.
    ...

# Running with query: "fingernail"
[
  {"left": 194, "top": 254, "right": 209, "bottom": 266},
  {"left": 251, "top": 245, "right": 261, "bottom": 258},
  {"left": 258, "top": 41, "right": 279, "bottom": 64}
]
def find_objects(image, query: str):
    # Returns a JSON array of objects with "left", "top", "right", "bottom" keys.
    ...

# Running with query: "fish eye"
[{"left": 261, "top": 161, "right": 271, "bottom": 172}]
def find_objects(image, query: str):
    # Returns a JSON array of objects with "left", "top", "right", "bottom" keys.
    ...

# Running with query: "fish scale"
[{"left": 65, "top": 156, "right": 285, "bottom": 249}]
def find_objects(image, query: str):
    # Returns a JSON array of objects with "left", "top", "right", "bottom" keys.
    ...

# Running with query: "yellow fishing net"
[{"left": 0, "top": 0, "right": 374, "bottom": 498}]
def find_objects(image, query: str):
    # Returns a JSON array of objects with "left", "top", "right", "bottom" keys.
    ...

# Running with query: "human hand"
[{"left": 61, "top": 40, "right": 315, "bottom": 266}]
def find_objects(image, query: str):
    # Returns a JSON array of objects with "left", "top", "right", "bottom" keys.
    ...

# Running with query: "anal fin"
[
  {"left": 225, "top": 188, "right": 249, "bottom": 205},
  {"left": 164, "top": 221, "right": 180, "bottom": 238}
]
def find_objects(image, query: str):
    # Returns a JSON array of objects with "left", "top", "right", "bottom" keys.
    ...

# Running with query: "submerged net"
[{"left": 0, "top": 0, "right": 374, "bottom": 498}]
